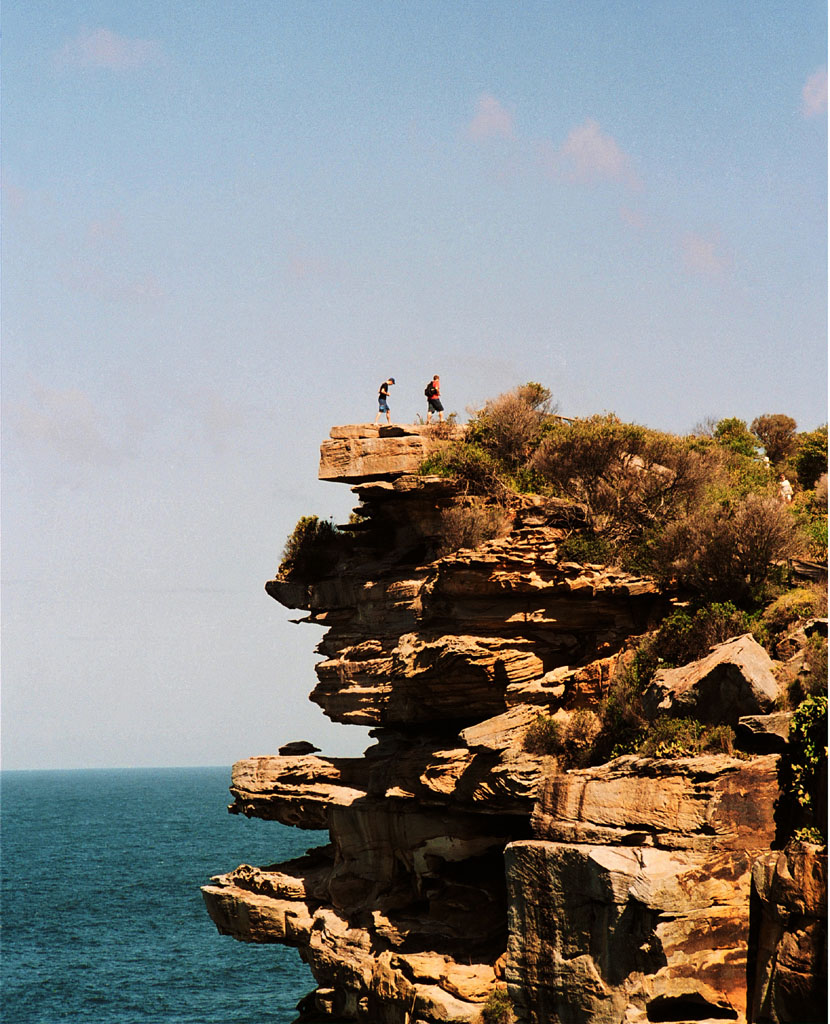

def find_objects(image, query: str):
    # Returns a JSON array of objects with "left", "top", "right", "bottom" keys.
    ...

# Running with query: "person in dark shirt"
[
  {"left": 425, "top": 375, "right": 444, "bottom": 423},
  {"left": 374, "top": 377, "right": 395, "bottom": 424}
]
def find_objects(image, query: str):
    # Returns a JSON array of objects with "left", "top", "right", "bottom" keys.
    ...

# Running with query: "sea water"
[{"left": 1, "top": 767, "right": 320, "bottom": 1023}]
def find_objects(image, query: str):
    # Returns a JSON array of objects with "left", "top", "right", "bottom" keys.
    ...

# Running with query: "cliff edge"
[{"left": 203, "top": 424, "right": 827, "bottom": 1024}]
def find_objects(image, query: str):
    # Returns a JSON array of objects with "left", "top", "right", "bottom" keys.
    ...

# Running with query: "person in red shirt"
[{"left": 425, "top": 375, "right": 444, "bottom": 423}]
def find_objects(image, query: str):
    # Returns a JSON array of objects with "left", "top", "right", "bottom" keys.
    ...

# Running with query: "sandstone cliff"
[{"left": 203, "top": 423, "right": 827, "bottom": 1024}]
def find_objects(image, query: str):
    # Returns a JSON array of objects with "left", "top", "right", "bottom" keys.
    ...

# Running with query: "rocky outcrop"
[
  {"left": 643, "top": 634, "right": 781, "bottom": 726},
  {"left": 203, "top": 425, "right": 827, "bottom": 1024},
  {"left": 749, "top": 841, "right": 827, "bottom": 1023},
  {"left": 319, "top": 424, "right": 464, "bottom": 483}
]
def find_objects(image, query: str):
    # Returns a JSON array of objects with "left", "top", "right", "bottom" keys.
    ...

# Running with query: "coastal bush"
[
  {"left": 278, "top": 515, "right": 345, "bottom": 580},
  {"left": 437, "top": 501, "right": 509, "bottom": 556},
  {"left": 420, "top": 441, "right": 511, "bottom": 501},
  {"left": 522, "top": 710, "right": 601, "bottom": 768},
  {"left": 793, "top": 826, "right": 826, "bottom": 846},
  {"left": 522, "top": 713, "right": 562, "bottom": 756},
  {"left": 649, "top": 603, "right": 763, "bottom": 667},
  {"left": 479, "top": 986, "right": 514, "bottom": 1024},
  {"left": 638, "top": 717, "right": 735, "bottom": 758},
  {"left": 790, "top": 487, "right": 828, "bottom": 561},
  {"left": 557, "top": 532, "right": 613, "bottom": 565},
  {"left": 591, "top": 660, "right": 649, "bottom": 762},
  {"left": 530, "top": 415, "right": 712, "bottom": 550},
  {"left": 794, "top": 425, "right": 828, "bottom": 490},
  {"left": 420, "top": 383, "right": 558, "bottom": 498},
  {"left": 648, "top": 494, "right": 803, "bottom": 604},
  {"left": 467, "top": 381, "right": 556, "bottom": 472},
  {"left": 787, "top": 634, "right": 829, "bottom": 706},
  {"left": 762, "top": 585, "right": 828, "bottom": 638}
]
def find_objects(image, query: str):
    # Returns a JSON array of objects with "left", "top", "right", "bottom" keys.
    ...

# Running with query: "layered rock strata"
[{"left": 203, "top": 425, "right": 827, "bottom": 1024}]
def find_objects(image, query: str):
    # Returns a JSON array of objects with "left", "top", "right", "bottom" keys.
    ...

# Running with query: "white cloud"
[
  {"left": 680, "top": 232, "right": 729, "bottom": 276},
  {"left": 54, "top": 27, "right": 161, "bottom": 70},
  {"left": 801, "top": 68, "right": 828, "bottom": 118},
  {"left": 466, "top": 94, "right": 515, "bottom": 139},
  {"left": 556, "top": 119, "right": 640, "bottom": 189}
]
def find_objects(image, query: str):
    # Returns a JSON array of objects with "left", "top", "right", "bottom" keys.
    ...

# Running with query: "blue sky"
[{"left": 2, "top": 1, "right": 827, "bottom": 769}]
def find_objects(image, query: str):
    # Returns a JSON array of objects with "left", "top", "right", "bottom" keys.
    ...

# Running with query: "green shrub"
[
  {"left": 790, "top": 488, "right": 828, "bottom": 561},
  {"left": 523, "top": 710, "right": 601, "bottom": 768},
  {"left": 591, "top": 660, "right": 649, "bottom": 762},
  {"left": 522, "top": 714, "right": 562, "bottom": 755},
  {"left": 638, "top": 717, "right": 735, "bottom": 758},
  {"left": 763, "top": 586, "right": 828, "bottom": 637},
  {"left": 793, "top": 825, "right": 826, "bottom": 846},
  {"left": 794, "top": 426, "right": 828, "bottom": 490},
  {"left": 480, "top": 986, "right": 514, "bottom": 1024},
  {"left": 420, "top": 383, "right": 559, "bottom": 498},
  {"left": 787, "top": 694, "right": 828, "bottom": 815},
  {"left": 437, "top": 501, "right": 509, "bottom": 556},
  {"left": 467, "top": 381, "right": 556, "bottom": 473},
  {"left": 278, "top": 515, "right": 345, "bottom": 580},
  {"left": 420, "top": 441, "right": 511, "bottom": 501},
  {"left": 557, "top": 533, "right": 613, "bottom": 565},
  {"left": 565, "top": 709, "right": 601, "bottom": 768},
  {"left": 651, "top": 603, "right": 762, "bottom": 666},
  {"left": 788, "top": 635, "right": 829, "bottom": 705},
  {"left": 714, "top": 417, "right": 760, "bottom": 458}
]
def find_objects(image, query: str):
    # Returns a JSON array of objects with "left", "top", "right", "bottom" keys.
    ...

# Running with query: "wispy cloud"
[
  {"left": 553, "top": 119, "right": 641, "bottom": 189},
  {"left": 10, "top": 385, "right": 125, "bottom": 467},
  {"left": 801, "top": 67, "right": 828, "bottom": 118},
  {"left": 187, "top": 389, "right": 245, "bottom": 454},
  {"left": 680, "top": 232, "right": 729, "bottom": 276},
  {"left": 466, "top": 93, "right": 515, "bottom": 140},
  {"left": 54, "top": 27, "right": 161, "bottom": 70},
  {"left": 60, "top": 257, "right": 166, "bottom": 305}
]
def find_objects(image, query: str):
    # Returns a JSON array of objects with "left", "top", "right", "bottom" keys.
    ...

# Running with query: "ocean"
[{"left": 1, "top": 767, "right": 320, "bottom": 1023}]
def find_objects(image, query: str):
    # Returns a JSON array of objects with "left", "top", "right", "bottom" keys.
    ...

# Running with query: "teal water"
[{"left": 1, "top": 767, "right": 319, "bottom": 1023}]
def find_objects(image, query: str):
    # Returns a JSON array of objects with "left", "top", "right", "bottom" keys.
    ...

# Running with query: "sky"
[{"left": 2, "top": 1, "right": 827, "bottom": 770}]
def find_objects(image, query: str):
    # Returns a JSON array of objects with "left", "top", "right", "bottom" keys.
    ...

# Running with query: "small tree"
[
  {"left": 751, "top": 413, "right": 798, "bottom": 465},
  {"left": 714, "top": 417, "right": 760, "bottom": 458}
]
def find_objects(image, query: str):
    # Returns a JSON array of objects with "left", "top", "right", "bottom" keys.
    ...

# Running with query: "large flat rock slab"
[{"left": 320, "top": 424, "right": 464, "bottom": 482}]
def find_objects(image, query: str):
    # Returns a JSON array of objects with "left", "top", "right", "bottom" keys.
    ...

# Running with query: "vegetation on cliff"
[
  {"left": 420, "top": 383, "right": 828, "bottom": 836},
  {"left": 420, "top": 382, "right": 827, "bottom": 596}
]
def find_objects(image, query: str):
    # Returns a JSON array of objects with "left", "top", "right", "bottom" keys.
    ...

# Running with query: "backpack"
[{"left": 424, "top": 381, "right": 436, "bottom": 398}]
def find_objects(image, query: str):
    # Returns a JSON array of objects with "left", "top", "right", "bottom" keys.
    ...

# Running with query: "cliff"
[{"left": 203, "top": 423, "right": 827, "bottom": 1024}]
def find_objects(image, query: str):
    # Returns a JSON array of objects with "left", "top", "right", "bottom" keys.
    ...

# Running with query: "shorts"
[
  {"left": 427, "top": 398, "right": 444, "bottom": 412},
  {"left": 378, "top": 397, "right": 389, "bottom": 413}
]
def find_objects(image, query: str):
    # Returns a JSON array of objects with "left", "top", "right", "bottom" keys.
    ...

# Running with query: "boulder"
[{"left": 643, "top": 633, "right": 781, "bottom": 726}]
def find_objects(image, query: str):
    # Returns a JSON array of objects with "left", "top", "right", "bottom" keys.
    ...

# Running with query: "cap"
[{"left": 389, "top": 377, "right": 396, "bottom": 383}]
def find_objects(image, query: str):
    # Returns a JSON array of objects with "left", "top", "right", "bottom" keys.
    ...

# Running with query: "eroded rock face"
[
  {"left": 203, "top": 425, "right": 826, "bottom": 1024},
  {"left": 508, "top": 756, "right": 782, "bottom": 1024},
  {"left": 748, "top": 841, "right": 827, "bottom": 1023}
]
